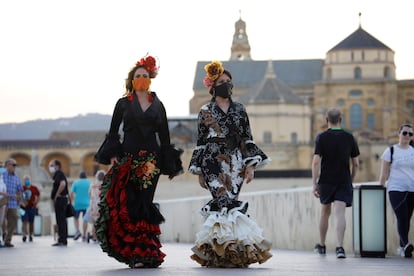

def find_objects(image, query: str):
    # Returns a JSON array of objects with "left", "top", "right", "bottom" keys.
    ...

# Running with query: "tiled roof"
[
  {"left": 238, "top": 61, "right": 304, "bottom": 104},
  {"left": 193, "top": 59, "right": 324, "bottom": 90},
  {"left": 329, "top": 26, "right": 392, "bottom": 52}
]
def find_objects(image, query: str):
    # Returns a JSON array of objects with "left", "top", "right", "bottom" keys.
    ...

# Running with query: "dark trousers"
[
  {"left": 54, "top": 197, "right": 68, "bottom": 244},
  {"left": 389, "top": 191, "right": 414, "bottom": 247}
]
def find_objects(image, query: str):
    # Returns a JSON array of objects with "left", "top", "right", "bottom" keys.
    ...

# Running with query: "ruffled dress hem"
[
  {"left": 95, "top": 157, "right": 165, "bottom": 268},
  {"left": 190, "top": 203, "right": 272, "bottom": 267}
]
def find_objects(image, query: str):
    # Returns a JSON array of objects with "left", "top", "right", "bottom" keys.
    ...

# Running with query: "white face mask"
[{"left": 49, "top": 166, "right": 56, "bottom": 174}]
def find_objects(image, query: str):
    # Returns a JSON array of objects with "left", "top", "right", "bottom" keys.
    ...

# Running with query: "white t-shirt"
[{"left": 381, "top": 144, "right": 414, "bottom": 192}]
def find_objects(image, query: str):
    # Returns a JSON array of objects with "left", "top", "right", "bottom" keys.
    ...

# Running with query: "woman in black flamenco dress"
[{"left": 94, "top": 55, "right": 182, "bottom": 268}]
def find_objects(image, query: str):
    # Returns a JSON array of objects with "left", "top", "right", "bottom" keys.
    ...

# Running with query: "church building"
[{"left": 189, "top": 16, "right": 414, "bottom": 145}]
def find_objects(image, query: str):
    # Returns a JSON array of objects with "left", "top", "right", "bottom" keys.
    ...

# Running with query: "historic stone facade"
[
  {"left": 1, "top": 16, "right": 413, "bottom": 186},
  {"left": 190, "top": 16, "right": 414, "bottom": 145}
]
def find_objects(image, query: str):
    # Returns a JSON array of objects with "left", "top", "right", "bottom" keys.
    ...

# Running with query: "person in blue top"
[
  {"left": 2, "top": 159, "right": 23, "bottom": 248},
  {"left": 312, "top": 108, "right": 360, "bottom": 259},
  {"left": 70, "top": 171, "right": 91, "bottom": 242}
]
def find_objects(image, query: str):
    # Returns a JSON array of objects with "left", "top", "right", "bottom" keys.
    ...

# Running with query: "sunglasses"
[{"left": 402, "top": 131, "right": 413, "bottom": 137}]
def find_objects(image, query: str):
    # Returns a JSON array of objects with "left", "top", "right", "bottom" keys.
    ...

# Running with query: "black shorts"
[{"left": 318, "top": 182, "right": 353, "bottom": 207}]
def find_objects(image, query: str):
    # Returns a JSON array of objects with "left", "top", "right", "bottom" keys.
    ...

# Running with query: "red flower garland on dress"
[{"left": 102, "top": 156, "right": 165, "bottom": 265}]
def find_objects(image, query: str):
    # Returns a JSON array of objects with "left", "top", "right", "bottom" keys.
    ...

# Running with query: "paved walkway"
[{"left": 1, "top": 236, "right": 413, "bottom": 275}]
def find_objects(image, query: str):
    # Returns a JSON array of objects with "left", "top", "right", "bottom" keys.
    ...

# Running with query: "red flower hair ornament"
[
  {"left": 136, "top": 55, "right": 159, "bottom": 79},
  {"left": 127, "top": 54, "right": 159, "bottom": 102}
]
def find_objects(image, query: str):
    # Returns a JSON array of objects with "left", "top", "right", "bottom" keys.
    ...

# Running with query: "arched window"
[
  {"left": 350, "top": 104, "right": 363, "bottom": 129},
  {"left": 354, "top": 67, "right": 362, "bottom": 79},
  {"left": 406, "top": 100, "right": 414, "bottom": 114},
  {"left": 291, "top": 132, "right": 298, "bottom": 144},
  {"left": 384, "top": 67, "right": 391, "bottom": 78},
  {"left": 367, "top": 99, "right": 375, "bottom": 106},
  {"left": 337, "top": 99, "right": 345, "bottom": 107},
  {"left": 367, "top": 113, "right": 375, "bottom": 129},
  {"left": 326, "top": 68, "right": 332, "bottom": 80},
  {"left": 349, "top": 90, "right": 362, "bottom": 97}
]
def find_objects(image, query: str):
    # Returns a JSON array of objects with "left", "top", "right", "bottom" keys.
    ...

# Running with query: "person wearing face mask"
[
  {"left": 379, "top": 123, "right": 414, "bottom": 258},
  {"left": 94, "top": 54, "right": 183, "bottom": 268},
  {"left": 49, "top": 159, "right": 69, "bottom": 246},
  {"left": 188, "top": 61, "right": 272, "bottom": 268},
  {"left": 20, "top": 175, "right": 40, "bottom": 242}
]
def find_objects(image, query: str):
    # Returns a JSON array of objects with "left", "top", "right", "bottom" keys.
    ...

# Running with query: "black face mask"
[{"left": 213, "top": 82, "right": 233, "bottom": 98}]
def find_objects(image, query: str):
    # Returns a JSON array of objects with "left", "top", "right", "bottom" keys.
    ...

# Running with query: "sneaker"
[
  {"left": 52, "top": 242, "right": 67, "bottom": 247},
  {"left": 82, "top": 236, "right": 86, "bottom": 242},
  {"left": 29, "top": 236, "right": 33, "bottom": 242},
  {"left": 73, "top": 231, "right": 81, "bottom": 241},
  {"left": 314, "top": 243, "right": 326, "bottom": 254},
  {"left": 403, "top": 243, "right": 413, "bottom": 258},
  {"left": 398, "top": 246, "right": 404, "bottom": 257},
  {"left": 336, "top": 246, "right": 346, "bottom": 258},
  {"left": 22, "top": 236, "right": 27, "bottom": 242}
]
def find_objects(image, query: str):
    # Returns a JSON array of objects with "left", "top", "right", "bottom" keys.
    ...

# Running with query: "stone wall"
[{"left": 157, "top": 183, "right": 412, "bottom": 256}]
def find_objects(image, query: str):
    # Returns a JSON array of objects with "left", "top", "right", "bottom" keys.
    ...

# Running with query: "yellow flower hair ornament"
[{"left": 203, "top": 60, "right": 224, "bottom": 87}]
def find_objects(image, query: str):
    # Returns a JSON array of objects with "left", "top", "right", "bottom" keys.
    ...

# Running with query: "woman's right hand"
[
  {"left": 198, "top": 175, "right": 207, "bottom": 189},
  {"left": 110, "top": 157, "right": 118, "bottom": 166}
]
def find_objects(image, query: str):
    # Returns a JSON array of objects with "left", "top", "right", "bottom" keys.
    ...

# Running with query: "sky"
[{"left": 0, "top": 0, "right": 413, "bottom": 124}]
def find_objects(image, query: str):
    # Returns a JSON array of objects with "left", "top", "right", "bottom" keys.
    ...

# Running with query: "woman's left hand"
[{"left": 245, "top": 166, "right": 254, "bottom": 184}]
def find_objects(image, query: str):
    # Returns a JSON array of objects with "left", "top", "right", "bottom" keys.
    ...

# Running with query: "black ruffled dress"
[
  {"left": 188, "top": 99, "right": 273, "bottom": 267},
  {"left": 95, "top": 92, "right": 172, "bottom": 268}
]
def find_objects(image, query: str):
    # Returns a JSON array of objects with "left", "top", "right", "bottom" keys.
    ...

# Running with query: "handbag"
[{"left": 66, "top": 200, "right": 75, "bottom": 218}]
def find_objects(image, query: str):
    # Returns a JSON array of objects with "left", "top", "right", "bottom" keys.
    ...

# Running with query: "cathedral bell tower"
[{"left": 230, "top": 14, "right": 252, "bottom": 60}]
